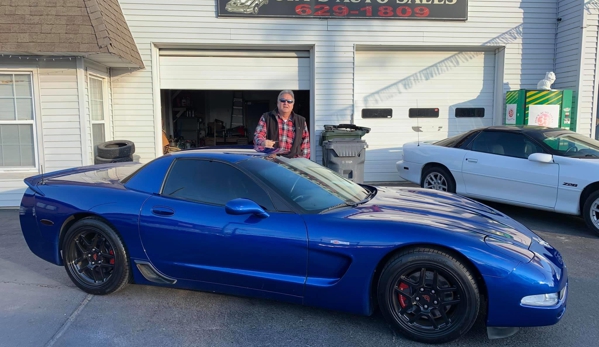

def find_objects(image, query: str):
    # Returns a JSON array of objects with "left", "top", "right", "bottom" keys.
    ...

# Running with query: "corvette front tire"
[{"left": 377, "top": 247, "right": 480, "bottom": 344}]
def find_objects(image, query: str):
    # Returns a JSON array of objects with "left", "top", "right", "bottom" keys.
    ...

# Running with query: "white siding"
[
  {"left": 116, "top": 0, "right": 559, "bottom": 176},
  {"left": 555, "top": 0, "right": 583, "bottom": 91},
  {"left": 112, "top": 59, "right": 156, "bottom": 162},
  {"left": 0, "top": 57, "right": 84, "bottom": 207},
  {"left": 580, "top": 1, "right": 599, "bottom": 138},
  {"left": 39, "top": 60, "right": 83, "bottom": 172}
]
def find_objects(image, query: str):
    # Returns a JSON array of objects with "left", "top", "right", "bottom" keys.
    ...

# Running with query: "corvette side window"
[
  {"left": 162, "top": 159, "right": 274, "bottom": 210},
  {"left": 470, "top": 131, "right": 544, "bottom": 159}
]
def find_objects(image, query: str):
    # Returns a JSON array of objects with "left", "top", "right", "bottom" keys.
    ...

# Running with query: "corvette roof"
[{"left": 165, "top": 147, "right": 269, "bottom": 163}]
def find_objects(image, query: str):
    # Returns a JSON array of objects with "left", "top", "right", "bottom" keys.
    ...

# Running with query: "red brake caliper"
[
  {"left": 398, "top": 283, "right": 409, "bottom": 308},
  {"left": 109, "top": 250, "right": 114, "bottom": 265}
]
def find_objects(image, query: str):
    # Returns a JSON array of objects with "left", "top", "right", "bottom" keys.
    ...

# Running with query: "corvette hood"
[{"left": 348, "top": 186, "right": 534, "bottom": 247}]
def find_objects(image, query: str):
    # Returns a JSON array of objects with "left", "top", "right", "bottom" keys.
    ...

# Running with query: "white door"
[
  {"left": 355, "top": 50, "right": 497, "bottom": 182},
  {"left": 461, "top": 130, "right": 559, "bottom": 208},
  {"left": 159, "top": 50, "right": 310, "bottom": 90}
]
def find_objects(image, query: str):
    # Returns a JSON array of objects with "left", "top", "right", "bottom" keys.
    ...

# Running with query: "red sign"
[{"left": 218, "top": 0, "right": 468, "bottom": 20}]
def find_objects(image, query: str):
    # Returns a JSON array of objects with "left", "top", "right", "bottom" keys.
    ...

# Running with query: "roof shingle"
[{"left": 0, "top": 0, "right": 144, "bottom": 68}]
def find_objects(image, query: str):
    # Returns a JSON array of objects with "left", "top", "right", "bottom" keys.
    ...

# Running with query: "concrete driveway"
[{"left": 1, "top": 196, "right": 598, "bottom": 347}]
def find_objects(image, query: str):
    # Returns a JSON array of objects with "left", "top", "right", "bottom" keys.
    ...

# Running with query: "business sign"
[{"left": 218, "top": 0, "right": 468, "bottom": 20}]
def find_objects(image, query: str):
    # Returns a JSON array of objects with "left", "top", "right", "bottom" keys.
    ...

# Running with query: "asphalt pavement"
[{"left": 1, "top": 194, "right": 598, "bottom": 347}]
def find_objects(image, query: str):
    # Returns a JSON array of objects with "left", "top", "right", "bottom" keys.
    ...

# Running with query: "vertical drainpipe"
[
  {"left": 151, "top": 43, "right": 162, "bottom": 159},
  {"left": 109, "top": 67, "right": 115, "bottom": 141},
  {"left": 76, "top": 57, "right": 90, "bottom": 166},
  {"left": 554, "top": 0, "right": 559, "bottom": 74},
  {"left": 591, "top": 4, "right": 599, "bottom": 139}
]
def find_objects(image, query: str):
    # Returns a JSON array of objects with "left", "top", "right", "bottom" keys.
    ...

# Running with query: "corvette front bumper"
[{"left": 484, "top": 238, "right": 568, "bottom": 328}]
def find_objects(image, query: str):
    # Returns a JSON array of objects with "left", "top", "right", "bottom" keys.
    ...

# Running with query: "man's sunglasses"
[{"left": 279, "top": 99, "right": 294, "bottom": 104}]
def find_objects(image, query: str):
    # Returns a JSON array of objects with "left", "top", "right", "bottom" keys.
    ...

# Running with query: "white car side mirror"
[{"left": 528, "top": 153, "right": 554, "bottom": 163}]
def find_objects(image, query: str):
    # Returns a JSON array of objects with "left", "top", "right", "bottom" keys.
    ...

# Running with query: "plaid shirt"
[{"left": 254, "top": 113, "right": 311, "bottom": 159}]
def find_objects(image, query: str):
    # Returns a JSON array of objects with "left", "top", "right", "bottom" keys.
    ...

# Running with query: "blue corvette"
[{"left": 19, "top": 148, "right": 567, "bottom": 344}]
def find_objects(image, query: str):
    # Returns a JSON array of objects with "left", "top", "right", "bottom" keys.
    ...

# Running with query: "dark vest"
[{"left": 263, "top": 110, "right": 306, "bottom": 158}]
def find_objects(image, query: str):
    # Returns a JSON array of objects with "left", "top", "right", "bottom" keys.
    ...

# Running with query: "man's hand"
[{"left": 265, "top": 140, "right": 276, "bottom": 148}]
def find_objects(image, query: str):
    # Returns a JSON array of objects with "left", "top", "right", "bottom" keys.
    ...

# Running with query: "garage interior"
[{"left": 161, "top": 89, "right": 310, "bottom": 149}]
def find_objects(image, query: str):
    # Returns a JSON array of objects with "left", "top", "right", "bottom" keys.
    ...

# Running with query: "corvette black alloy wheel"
[
  {"left": 378, "top": 248, "right": 479, "bottom": 344},
  {"left": 62, "top": 218, "right": 130, "bottom": 295}
]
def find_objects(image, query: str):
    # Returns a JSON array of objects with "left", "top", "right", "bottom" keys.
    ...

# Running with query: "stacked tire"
[{"left": 94, "top": 140, "right": 136, "bottom": 164}]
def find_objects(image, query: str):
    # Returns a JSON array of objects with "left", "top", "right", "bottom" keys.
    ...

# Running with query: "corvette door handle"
[
  {"left": 465, "top": 158, "right": 478, "bottom": 163},
  {"left": 151, "top": 206, "right": 175, "bottom": 216}
]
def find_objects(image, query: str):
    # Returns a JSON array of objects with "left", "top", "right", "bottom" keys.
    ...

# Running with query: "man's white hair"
[{"left": 278, "top": 90, "right": 294, "bottom": 100}]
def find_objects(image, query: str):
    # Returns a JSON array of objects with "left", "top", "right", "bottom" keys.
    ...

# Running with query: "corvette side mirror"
[
  {"left": 528, "top": 153, "right": 554, "bottom": 163},
  {"left": 225, "top": 198, "right": 269, "bottom": 218}
]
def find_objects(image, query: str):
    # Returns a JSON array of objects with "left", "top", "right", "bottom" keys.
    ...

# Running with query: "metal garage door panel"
[
  {"left": 355, "top": 51, "right": 497, "bottom": 182},
  {"left": 159, "top": 56, "right": 310, "bottom": 90}
]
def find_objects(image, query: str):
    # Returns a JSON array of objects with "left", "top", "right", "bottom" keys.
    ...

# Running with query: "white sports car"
[{"left": 396, "top": 125, "right": 599, "bottom": 235}]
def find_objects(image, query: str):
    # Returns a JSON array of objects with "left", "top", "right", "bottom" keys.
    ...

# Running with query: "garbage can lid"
[{"left": 323, "top": 124, "right": 371, "bottom": 134}]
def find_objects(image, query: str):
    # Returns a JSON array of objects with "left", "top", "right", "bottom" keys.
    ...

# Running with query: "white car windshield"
[{"left": 536, "top": 130, "right": 599, "bottom": 158}]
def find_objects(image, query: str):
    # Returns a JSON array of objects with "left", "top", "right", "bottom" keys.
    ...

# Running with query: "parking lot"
[{"left": 1, "top": 195, "right": 598, "bottom": 347}]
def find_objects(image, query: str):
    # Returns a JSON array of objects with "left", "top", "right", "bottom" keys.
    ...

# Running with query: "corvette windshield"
[
  {"left": 239, "top": 156, "right": 370, "bottom": 212},
  {"left": 535, "top": 131, "right": 599, "bottom": 158}
]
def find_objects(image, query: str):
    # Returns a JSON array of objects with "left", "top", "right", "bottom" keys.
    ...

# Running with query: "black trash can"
[{"left": 320, "top": 124, "right": 370, "bottom": 184}]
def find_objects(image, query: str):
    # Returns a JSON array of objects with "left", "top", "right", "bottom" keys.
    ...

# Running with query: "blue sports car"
[{"left": 19, "top": 148, "right": 567, "bottom": 344}]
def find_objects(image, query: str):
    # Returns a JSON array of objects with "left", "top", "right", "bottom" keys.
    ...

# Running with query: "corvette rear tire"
[
  {"left": 421, "top": 166, "right": 456, "bottom": 193},
  {"left": 582, "top": 190, "right": 599, "bottom": 235},
  {"left": 377, "top": 248, "right": 480, "bottom": 344},
  {"left": 62, "top": 218, "right": 130, "bottom": 295}
]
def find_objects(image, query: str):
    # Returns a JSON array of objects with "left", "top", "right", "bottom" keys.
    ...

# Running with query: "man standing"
[{"left": 253, "top": 90, "right": 310, "bottom": 159}]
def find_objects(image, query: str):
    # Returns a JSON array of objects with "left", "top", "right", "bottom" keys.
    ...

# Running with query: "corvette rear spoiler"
[
  {"left": 24, "top": 175, "right": 45, "bottom": 196},
  {"left": 23, "top": 163, "right": 132, "bottom": 197}
]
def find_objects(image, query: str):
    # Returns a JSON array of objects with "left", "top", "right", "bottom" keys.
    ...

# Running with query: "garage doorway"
[{"left": 161, "top": 89, "right": 310, "bottom": 149}]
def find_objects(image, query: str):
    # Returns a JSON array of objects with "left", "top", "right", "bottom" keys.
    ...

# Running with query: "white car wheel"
[
  {"left": 583, "top": 191, "right": 599, "bottom": 235},
  {"left": 421, "top": 166, "right": 456, "bottom": 193},
  {"left": 424, "top": 172, "right": 448, "bottom": 191}
]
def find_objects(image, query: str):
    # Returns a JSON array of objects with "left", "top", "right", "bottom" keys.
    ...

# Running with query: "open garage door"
[
  {"left": 355, "top": 49, "right": 498, "bottom": 182},
  {"left": 159, "top": 49, "right": 311, "bottom": 90}
]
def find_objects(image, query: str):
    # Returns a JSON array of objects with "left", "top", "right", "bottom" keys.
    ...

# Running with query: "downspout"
[
  {"left": 76, "top": 57, "right": 90, "bottom": 166},
  {"left": 554, "top": 0, "right": 560, "bottom": 73},
  {"left": 109, "top": 67, "right": 115, "bottom": 140}
]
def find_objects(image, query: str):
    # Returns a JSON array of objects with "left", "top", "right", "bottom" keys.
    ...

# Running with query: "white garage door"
[
  {"left": 159, "top": 50, "right": 311, "bottom": 90},
  {"left": 355, "top": 50, "right": 497, "bottom": 182}
]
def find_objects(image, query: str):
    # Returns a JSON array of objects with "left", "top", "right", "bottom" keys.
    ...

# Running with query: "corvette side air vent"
[{"left": 135, "top": 260, "right": 177, "bottom": 285}]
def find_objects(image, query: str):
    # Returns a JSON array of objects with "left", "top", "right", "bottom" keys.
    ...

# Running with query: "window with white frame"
[
  {"left": 0, "top": 73, "right": 36, "bottom": 169},
  {"left": 89, "top": 76, "right": 107, "bottom": 149}
]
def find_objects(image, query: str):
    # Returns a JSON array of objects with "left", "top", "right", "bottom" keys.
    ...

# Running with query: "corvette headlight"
[{"left": 521, "top": 293, "right": 559, "bottom": 307}]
